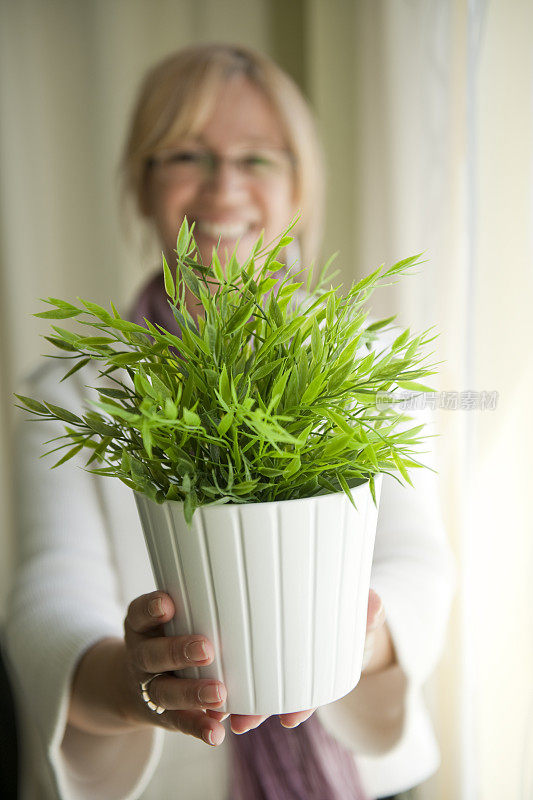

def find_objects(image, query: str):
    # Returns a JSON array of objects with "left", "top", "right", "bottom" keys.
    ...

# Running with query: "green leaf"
[
  {"left": 183, "top": 492, "right": 194, "bottom": 525},
  {"left": 396, "top": 380, "right": 435, "bottom": 392},
  {"left": 392, "top": 449, "right": 414, "bottom": 487},
  {"left": 211, "top": 248, "right": 224, "bottom": 281},
  {"left": 98, "top": 388, "right": 131, "bottom": 400},
  {"left": 269, "top": 370, "right": 290, "bottom": 409},
  {"left": 301, "top": 374, "right": 325, "bottom": 405},
  {"left": 81, "top": 336, "right": 116, "bottom": 346},
  {"left": 336, "top": 336, "right": 362, "bottom": 368},
  {"left": 363, "top": 442, "right": 379, "bottom": 469},
  {"left": 277, "top": 281, "right": 302, "bottom": 312},
  {"left": 149, "top": 371, "right": 172, "bottom": 399},
  {"left": 327, "top": 361, "right": 354, "bottom": 392},
  {"left": 326, "top": 293, "right": 336, "bottom": 328},
  {"left": 386, "top": 253, "right": 424, "bottom": 276},
  {"left": 311, "top": 317, "right": 322, "bottom": 364},
  {"left": 176, "top": 217, "right": 191, "bottom": 258},
  {"left": 51, "top": 326, "right": 81, "bottom": 345},
  {"left": 326, "top": 409, "right": 354, "bottom": 435},
  {"left": 141, "top": 418, "right": 153, "bottom": 458},
  {"left": 18, "top": 224, "right": 439, "bottom": 515},
  {"left": 108, "top": 352, "right": 144, "bottom": 366},
  {"left": 105, "top": 318, "right": 148, "bottom": 333},
  {"left": 43, "top": 403, "right": 84, "bottom": 425},
  {"left": 164, "top": 398, "right": 178, "bottom": 419},
  {"left": 226, "top": 300, "right": 254, "bottom": 334},
  {"left": 265, "top": 259, "right": 284, "bottom": 273},
  {"left": 165, "top": 483, "right": 182, "bottom": 501},
  {"left": 278, "top": 235, "right": 293, "bottom": 248},
  {"left": 268, "top": 293, "right": 284, "bottom": 328},
  {"left": 231, "top": 480, "right": 259, "bottom": 495},
  {"left": 323, "top": 433, "right": 353, "bottom": 458},
  {"left": 87, "top": 399, "right": 141, "bottom": 423},
  {"left": 297, "top": 350, "right": 308, "bottom": 394},
  {"left": 392, "top": 329, "right": 410, "bottom": 350},
  {"left": 337, "top": 471, "right": 358, "bottom": 511},
  {"left": 178, "top": 262, "right": 201, "bottom": 299},
  {"left": 351, "top": 265, "right": 383, "bottom": 294},
  {"left": 285, "top": 366, "right": 299, "bottom": 407},
  {"left": 35, "top": 308, "right": 81, "bottom": 319},
  {"left": 162, "top": 253, "right": 176, "bottom": 302},
  {"left": 282, "top": 454, "right": 301, "bottom": 479},
  {"left": 13, "top": 394, "right": 49, "bottom": 414},
  {"left": 40, "top": 297, "right": 81, "bottom": 312},
  {"left": 77, "top": 298, "right": 112, "bottom": 321},
  {"left": 59, "top": 357, "right": 91, "bottom": 382},
  {"left": 83, "top": 412, "right": 120, "bottom": 436},
  {"left": 365, "top": 315, "right": 397, "bottom": 332},
  {"left": 134, "top": 371, "right": 153, "bottom": 398},
  {"left": 251, "top": 229, "right": 264, "bottom": 256},
  {"left": 257, "top": 277, "right": 278, "bottom": 296},
  {"left": 51, "top": 442, "right": 84, "bottom": 468},
  {"left": 121, "top": 448, "right": 131, "bottom": 473},
  {"left": 217, "top": 411, "right": 234, "bottom": 436},
  {"left": 219, "top": 364, "right": 231, "bottom": 405},
  {"left": 369, "top": 474, "right": 378, "bottom": 507},
  {"left": 43, "top": 335, "right": 78, "bottom": 352},
  {"left": 182, "top": 407, "right": 201, "bottom": 427},
  {"left": 252, "top": 357, "right": 285, "bottom": 381}
]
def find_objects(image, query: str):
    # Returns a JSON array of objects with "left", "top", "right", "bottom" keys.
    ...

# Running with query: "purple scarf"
[{"left": 127, "top": 269, "right": 368, "bottom": 800}]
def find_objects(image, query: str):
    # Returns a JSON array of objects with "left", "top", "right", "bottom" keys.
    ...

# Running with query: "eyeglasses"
[{"left": 147, "top": 146, "right": 295, "bottom": 184}]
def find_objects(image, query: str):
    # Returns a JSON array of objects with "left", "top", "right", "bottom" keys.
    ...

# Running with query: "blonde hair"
[{"left": 120, "top": 43, "right": 326, "bottom": 267}]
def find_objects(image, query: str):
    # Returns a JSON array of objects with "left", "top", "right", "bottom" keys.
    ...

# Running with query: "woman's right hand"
[{"left": 121, "top": 590, "right": 228, "bottom": 747}]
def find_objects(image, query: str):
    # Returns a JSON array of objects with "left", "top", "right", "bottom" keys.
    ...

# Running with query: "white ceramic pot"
[{"left": 134, "top": 474, "right": 382, "bottom": 715}]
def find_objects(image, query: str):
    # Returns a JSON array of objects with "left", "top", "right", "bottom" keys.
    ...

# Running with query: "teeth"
[{"left": 197, "top": 221, "right": 250, "bottom": 239}]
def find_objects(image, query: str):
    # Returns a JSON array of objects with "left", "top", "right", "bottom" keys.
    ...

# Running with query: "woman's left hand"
[{"left": 207, "top": 588, "right": 391, "bottom": 734}]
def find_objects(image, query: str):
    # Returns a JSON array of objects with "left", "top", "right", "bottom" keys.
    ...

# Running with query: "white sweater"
[{"left": 4, "top": 353, "right": 456, "bottom": 800}]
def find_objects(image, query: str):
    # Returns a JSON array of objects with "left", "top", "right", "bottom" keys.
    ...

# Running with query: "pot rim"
[{"left": 133, "top": 473, "right": 382, "bottom": 511}]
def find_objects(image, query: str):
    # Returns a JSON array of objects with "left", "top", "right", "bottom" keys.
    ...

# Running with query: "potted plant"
[{"left": 14, "top": 216, "right": 440, "bottom": 715}]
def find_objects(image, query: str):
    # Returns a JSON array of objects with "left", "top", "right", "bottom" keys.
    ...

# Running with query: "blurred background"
[{"left": 0, "top": 1, "right": 532, "bottom": 799}]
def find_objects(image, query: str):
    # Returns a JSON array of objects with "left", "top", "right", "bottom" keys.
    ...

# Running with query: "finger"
[
  {"left": 163, "top": 709, "right": 226, "bottom": 747},
  {"left": 230, "top": 714, "right": 267, "bottom": 734},
  {"left": 131, "top": 634, "right": 213, "bottom": 673},
  {"left": 362, "top": 630, "right": 376, "bottom": 672},
  {"left": 205, "top": 709, "right": 230, "bottom": 722},
  {"left": 279, "top": 708, "right": 316, "bottom": 728},
  {"left": 147, "top": 676, "right": 227, "bottom": 712},
  {"left": 366, "top": 589, "right": 385, "bottom": 631},
  {"left": 124, "top": 591, "right": 175, "bottom": 643}
]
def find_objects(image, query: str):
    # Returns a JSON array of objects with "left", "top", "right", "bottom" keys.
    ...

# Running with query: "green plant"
[{"left": 14, "top": 216, "right": 441, "bottom": 525}]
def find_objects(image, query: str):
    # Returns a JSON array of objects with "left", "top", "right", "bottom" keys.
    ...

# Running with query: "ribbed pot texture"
[{"left": 134, "top": 475, "right": 382, "bottom": 715}]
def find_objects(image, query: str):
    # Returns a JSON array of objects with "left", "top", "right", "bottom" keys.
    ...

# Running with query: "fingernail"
[
  {"left": 148, "top": 598, "right": 164, "bottom": 617},
  {"left": 185, "top": 640, "right": 209, "bottom": 662},
  {"left": 204, "top": 728, "right": 225, "bottom": 746},
  {"left": 362, "top": 631, "right": 376, "bottom": 670},
  {"left": 368, "top": 603, "right": 385, "bottom": 630},
  {"left": 199, "top": 684, "right": 222, "bottom": 704}
]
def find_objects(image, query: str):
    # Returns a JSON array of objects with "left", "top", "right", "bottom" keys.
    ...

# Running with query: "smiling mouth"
[{"left": 195, "top": 220, "right": 255, "bottom": 240}]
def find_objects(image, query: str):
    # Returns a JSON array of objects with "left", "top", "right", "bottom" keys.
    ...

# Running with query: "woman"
[{"left": 5, "top": 44, "right": 455, "bottom": 799}]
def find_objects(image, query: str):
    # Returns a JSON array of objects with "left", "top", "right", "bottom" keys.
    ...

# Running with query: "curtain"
[
  {"left": 0, "top": 0, "right": 271, "bottom": 607},
  {"left": 1, "top": 2, "right": 532, "bottom": 799},
  {"left": 308, "top": 2, "right": 533, "bottom": 799}
]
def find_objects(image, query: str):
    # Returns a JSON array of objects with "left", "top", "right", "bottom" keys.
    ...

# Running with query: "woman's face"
[{"left": 145, "top": 75, "right": 297, "bottom": 269}]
